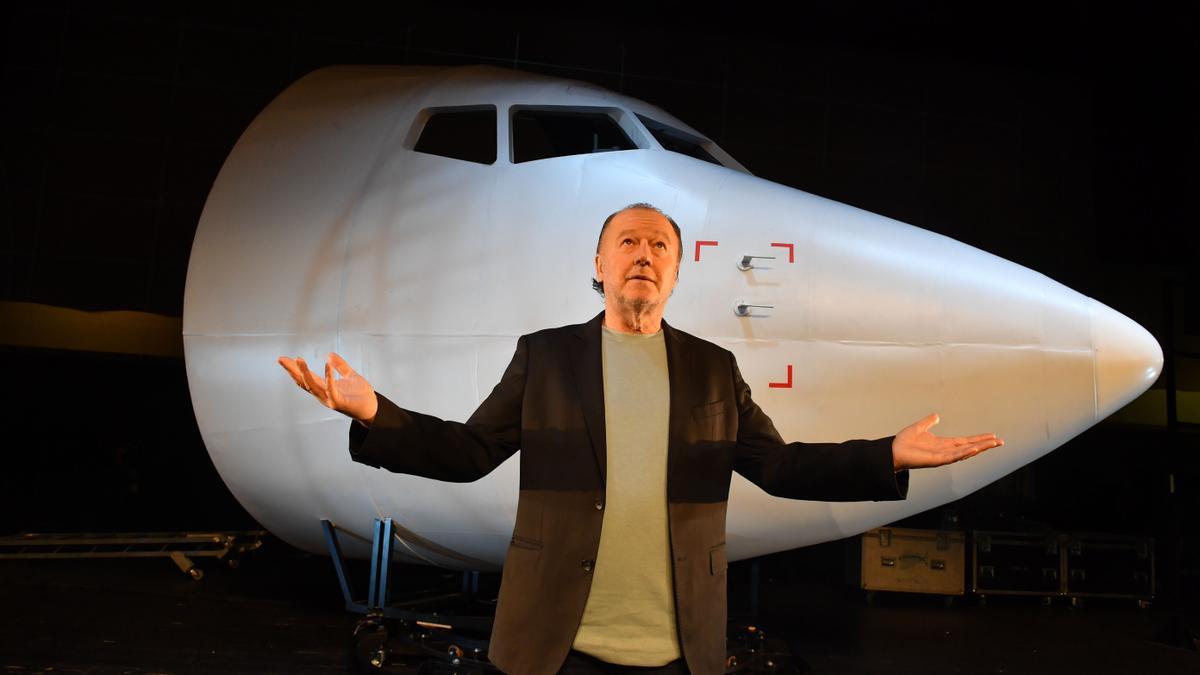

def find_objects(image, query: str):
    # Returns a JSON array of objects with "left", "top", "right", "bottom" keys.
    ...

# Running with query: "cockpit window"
[
  {"left": 511, "top": 108, "right": 637, "bottom": 163},
  {"left": 413, "top": 107, "right": 496, "bottom": 165},
  {"left": 636, "top": 114, "right": 722, "bottom": 166}
]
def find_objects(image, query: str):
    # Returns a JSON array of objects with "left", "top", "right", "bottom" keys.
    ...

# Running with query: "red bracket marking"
[
  {"left": 694, "top": 240, "right": 719, "bottom": 261},
  {"left": 768, "top": 364, "right": 793, "bottom": 389},
  {"left": 770, "top": 242, "right": 795, "bottom": 263}
]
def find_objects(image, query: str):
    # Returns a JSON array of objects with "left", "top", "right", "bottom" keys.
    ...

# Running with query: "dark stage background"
[{"left": 2, "top": 0, "right": 1197, "bottom": 608}]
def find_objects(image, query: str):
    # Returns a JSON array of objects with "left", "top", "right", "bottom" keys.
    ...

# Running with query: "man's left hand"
[{"left": 892, "top": 413, "right": 1003, "bottom": 471}]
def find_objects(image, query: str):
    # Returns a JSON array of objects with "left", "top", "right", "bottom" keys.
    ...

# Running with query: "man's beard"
[{"left": 616, "top": 293, "right": 658, "bottom": 316}]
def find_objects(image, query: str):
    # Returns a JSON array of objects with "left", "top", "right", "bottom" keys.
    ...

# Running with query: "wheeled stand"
[
  {"left": 321, "top": 518, "right": 497, "bottom": 672},
  {"left": 322, "top": 519, "right": 798, "bottom": 673}
]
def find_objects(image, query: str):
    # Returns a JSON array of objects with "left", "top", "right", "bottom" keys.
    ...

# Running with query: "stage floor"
[{"left": 2, "top": 536, "right": 1197, "bottom": 674}]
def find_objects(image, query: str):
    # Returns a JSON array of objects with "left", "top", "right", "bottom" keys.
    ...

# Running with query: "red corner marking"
[
  {"left": 770, "top": 242, "right": 795, "bottom": 263},
  {"left": 694, "top": 240, "right": 719, "bottom": 261},
  {"left": 768, "top": 364, "right": 793, "bottom": 389}
]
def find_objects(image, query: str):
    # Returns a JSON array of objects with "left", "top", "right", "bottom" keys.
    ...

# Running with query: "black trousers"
[{"left": 555, "top": 649, "right": 690, "bottom": 675}]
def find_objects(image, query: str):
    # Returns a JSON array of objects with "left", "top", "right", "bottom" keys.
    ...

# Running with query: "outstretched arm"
[
  {"left": 730, "top": 354, "right": 1003, "bottom": 501},
  {"left": 730, "top": 354, "right": 908, "bottom": 501},
  {"left": 277, "top": 337, "right": 528, "bottom": 482}
]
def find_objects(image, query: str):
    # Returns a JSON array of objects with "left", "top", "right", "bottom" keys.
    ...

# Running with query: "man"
[{"left": 278, "top": 203, "right": 1003, "bottom": 675}]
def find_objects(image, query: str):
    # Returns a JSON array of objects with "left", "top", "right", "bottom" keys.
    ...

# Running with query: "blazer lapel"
[
  {"left": 661, "top": 317, "right": 692, "bottom": 498},
  {"left": 571, "top": 312, "right": 692, "bottom": 490},
  {"left": 570, "top": 312, "right": 608, "bottom": 486}
]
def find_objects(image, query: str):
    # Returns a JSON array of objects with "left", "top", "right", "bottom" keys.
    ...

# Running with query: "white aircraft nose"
[{"left": 1091, "top": 299, "right": 1163, "bottom": 419}]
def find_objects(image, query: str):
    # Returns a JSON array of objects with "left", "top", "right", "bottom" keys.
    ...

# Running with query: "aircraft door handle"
[
  {"left": 734, "top": 299, "right": 773, "bottom": 317},
  {"left": 737, "top": 255, "right": 776, "bottom": 271}
]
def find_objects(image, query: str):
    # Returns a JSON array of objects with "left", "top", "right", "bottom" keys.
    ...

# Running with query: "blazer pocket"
[
  {"left": 691, "top": 400, "right": 727, "bottom": 421},
  {"left": 709, "top": 542, "right": 728, "bottom": 575},
  {"left": 510, "top": 535, "right": 544, "bottom": 551}
]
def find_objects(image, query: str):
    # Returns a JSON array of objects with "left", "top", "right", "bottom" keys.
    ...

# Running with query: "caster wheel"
[
  {"left": 352, "top": 618, "right": 389, "bottom": 670},
  {"left": 188, "top": 567, "right": 204, "bottom": 581}
]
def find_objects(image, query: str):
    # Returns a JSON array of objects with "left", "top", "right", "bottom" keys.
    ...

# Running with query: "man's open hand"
[
  {"left": 278, "top": 352, "right": 378, "bottom": 425},
  {"left": 892, "top": 413, "right": 1003, "bottom": 471}
]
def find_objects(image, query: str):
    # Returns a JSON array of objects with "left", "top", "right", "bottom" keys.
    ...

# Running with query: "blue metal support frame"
[
  {"left": 318, "top": 517, "right": 491, "bottom": 654},
  {"left": 367, "top": 519, "right": 385, "bottom": 609},
  {"left": 324, "top": 517, "right": 405, "bottom": 615},
  {"left": 462, "top": 570, "right": 480, "bottom": 595},
  {"left": 375, "top": 518, "right": 396, "bottom": 610},
  {"left": 321, "top": 518, "right": 366, "bottom": 613}
]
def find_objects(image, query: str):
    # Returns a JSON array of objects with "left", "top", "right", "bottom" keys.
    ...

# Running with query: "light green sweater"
[{"left": 571, "top": 326, "right": 681, "bottom": 665}]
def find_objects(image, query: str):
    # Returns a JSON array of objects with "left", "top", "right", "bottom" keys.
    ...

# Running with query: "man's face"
[{"left": 593, "top": 208, "right": 680, "bottom": 315}]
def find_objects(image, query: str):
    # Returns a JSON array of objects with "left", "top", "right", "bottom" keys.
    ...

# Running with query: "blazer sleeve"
[
  {"left": 729, "top": 352, "right": 909, "bottom": 501},
  {"left": 347, "top": 335, "right": 528, "bottom": 482}
]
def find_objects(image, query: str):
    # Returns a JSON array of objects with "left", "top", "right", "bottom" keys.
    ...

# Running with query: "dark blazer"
[{"left": 349, "top": 311, "right": 909, "bottom": 675}]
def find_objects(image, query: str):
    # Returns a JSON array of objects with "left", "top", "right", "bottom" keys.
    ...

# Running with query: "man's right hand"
[{"left": 278, "top": 352, "right": 378, "bottom": 426}]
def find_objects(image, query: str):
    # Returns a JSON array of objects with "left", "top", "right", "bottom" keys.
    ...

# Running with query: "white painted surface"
[{"left": 183, "top": 65, "right": 1162, "bottom": 567}]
